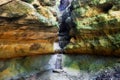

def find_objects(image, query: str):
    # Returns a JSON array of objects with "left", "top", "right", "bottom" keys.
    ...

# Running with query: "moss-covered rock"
[
  {"left": 0, "top": 0, "right": 120, "bottom": 79},
  {"left": 63, "top": 54, "right": 120, "bottom": 80},
  {"left": 0, "top": 55, "right": 55, "bottom": 80},
  {"left": 65, "top": 0, "right": 120, "bottom": 56}
]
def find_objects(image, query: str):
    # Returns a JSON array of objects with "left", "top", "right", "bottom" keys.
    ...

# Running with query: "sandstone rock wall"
[
  {"left": 0, "top": 0, "right": 120, "bottom": 58},
  {"left": 65, "top": 0, "right": 120, "bottom": 56},
  {"left": 0, "top": 0, "right": 120, "bottom": 80},
  {"left": 0, "top": 0, "right": 58, "bottom": 59}
]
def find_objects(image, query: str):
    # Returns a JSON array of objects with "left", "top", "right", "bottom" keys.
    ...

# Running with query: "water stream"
[
  {"left": 50, "top": 0, "right": 73, "bottom": 71},
  {"left": 52, "top": 42, "right": 63, "bottom": 70}
]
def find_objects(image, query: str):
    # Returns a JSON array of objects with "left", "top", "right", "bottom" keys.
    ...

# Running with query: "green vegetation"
[{"left": 64, "top": 55, "right": 117, "bottom": 72}]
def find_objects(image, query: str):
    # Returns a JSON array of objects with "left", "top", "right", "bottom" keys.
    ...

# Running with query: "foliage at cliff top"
[{"left": 71, "top": 0, "right": 120, "bottom": 30}]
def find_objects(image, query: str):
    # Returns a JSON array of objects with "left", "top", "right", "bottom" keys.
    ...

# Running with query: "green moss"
[
  {"left": 89, "top": 63, "right": 105, "bottom": 72},
  {"left": 108, "top": 19, "right": 118, "bottom": 25},
  {"left": 63, "top": 55, "right": 118, "bottom": 73},
  {"left": 95, "top": 14, "right": 108, "bottom": 22},
  {"left": 78, "top": 61, "right": 90, "bottom": 71},
  {"left": 70, "top": 62, "right": 80, "bottom": 70},
  {"left": 76, "top": 14, "right": 120, "bottom": 30},
  {"left": 90, "top": 0, "right": 100, "bottom": 5}
]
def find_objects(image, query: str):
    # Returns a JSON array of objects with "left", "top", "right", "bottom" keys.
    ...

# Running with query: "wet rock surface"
[
  {"left": 94, "top": 66, "right": 120, "bottom": 80},
  {"left": 0, "top": 55, "right": 55, "bottom": 80},
  {"left": 11, "top": 66, "right": 120, "bottom": 80},
  {"left": 0, "top": 54, "right": 119, "bottom": 80}
]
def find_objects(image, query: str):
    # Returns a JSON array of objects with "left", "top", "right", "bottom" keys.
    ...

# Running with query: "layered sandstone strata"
[
  {"left": 65, "top": 0, "right": 120, "bottom": 56},
  {"left": 0, "top": 0, "right": 58, "bottom": 59}
]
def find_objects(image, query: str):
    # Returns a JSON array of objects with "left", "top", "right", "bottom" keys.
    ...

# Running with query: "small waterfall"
[
  {"left": 46, "top": 43, "right": 59, "bottom": 70},
  {"left": 53, "top": 42, "right": 63, "bottom": 70},
  {"left": 48, "top": 0, "right": 75, "bottom": 71},
  {"left": 48, "top": 42, "right": 63, "bottom": 71},
  {"left": 53, "top": 42, "right": 61, "bottom": 51}
]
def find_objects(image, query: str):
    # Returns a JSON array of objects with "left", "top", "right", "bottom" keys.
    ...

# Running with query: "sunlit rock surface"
[
  {"left": 0, "top": 0, "right": 58, "bottom": 58},
  {"left": 65, "top": 0, "right": 120, "bottom": 56}
]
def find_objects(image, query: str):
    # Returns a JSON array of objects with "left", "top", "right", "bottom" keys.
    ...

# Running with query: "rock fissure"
[{"left": 54, "top": 0, "right": 77, "bottom": 71}]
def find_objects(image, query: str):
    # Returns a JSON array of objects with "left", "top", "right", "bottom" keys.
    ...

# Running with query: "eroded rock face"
[
  {"left": 0, "top": 0, "right": 58, "bottom": 79},
  {"left": 0, "top": 0, "right": 120, "bottom": 80},
  {"left": 0, "top": 0, "right": 120, "bottom": 58},
  {"left": 0, "top": 55, "right": 55, "bottom": 80},
  {"left": 65, "top": 0, "right": 120, "bottom": 56},
  {"left": 0, "top": 0, "right": 58, "bottom": 58},
  {"left": 1, "top": 54, "right": 119, "bottom": 80}
]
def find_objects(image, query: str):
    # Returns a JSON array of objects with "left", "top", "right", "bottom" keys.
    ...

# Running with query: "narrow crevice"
[
  {"left": 54, "top": 0, "right": 77, "bottom": 71},
  {"left": 58, "top": 0, "right": 77, "bottom": 50}
]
